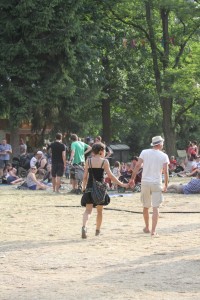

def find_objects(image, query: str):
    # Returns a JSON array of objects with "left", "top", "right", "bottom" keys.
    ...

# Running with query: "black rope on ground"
[
  {"left": 54, "top": 206, "right": 200, "bottom": 213},
  {"left": 104, "top": 208, "right": 200, "bottom": 214}
]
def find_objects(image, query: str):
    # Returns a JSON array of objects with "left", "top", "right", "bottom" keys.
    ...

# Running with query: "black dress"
[{"left": 81, "top": 161, "right": 110, "bottom": 207}]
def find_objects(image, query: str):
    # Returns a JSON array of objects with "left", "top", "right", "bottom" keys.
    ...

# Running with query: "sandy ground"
[{"left": 0, "top": 177, "right": 200, "bottom": 300}]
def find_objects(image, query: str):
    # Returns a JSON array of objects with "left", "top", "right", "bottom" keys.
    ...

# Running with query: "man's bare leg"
[
  {"left": 143, "top": 207, "right": 150, "bottom": 233},
  {"left": 71, "top": 179, "right": 78, "bottom": 190},
  {"left": 56, "top": 176, "right": 61, "bottom": 192},
  {"left": 151, "top": 207, "right": 159, "bottom": 235},
  {"left": 52, "top": 177, "right": 56, "bottom": 192}
]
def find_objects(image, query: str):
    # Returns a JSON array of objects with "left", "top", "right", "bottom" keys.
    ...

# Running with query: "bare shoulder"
[{"left": 103, "top": 158, "right": 110, "bottom": 168}]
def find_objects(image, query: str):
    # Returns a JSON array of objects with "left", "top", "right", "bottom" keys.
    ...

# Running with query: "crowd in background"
[{"left": 0, "top": 136, "right": 199, "bottom": 193}]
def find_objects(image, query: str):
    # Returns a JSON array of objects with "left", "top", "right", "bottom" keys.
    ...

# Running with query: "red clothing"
[{"left": 169, "top": 159, "right": 177, "bottom": 171}]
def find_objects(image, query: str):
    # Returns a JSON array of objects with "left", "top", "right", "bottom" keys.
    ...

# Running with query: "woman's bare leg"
[
  {"left": 83, "top": 204, "right": 93, "bottom": 227},
  {"left": 11, "top": 178, "right": 24, "bottom": 184},
  {"left": 96, "top": 205, "right": 103, "bottom": 234},
  {"left": 82, "top": 204, "right": 93, "bottom": 238}
]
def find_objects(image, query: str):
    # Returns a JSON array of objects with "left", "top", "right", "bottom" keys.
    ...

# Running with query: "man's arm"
[
  {"left": 6, "top": 145, "right": 12, "bottom": 154},
  {"left": 62, "top": 150, "right": 66, "bottom": 167},
  {"left": 129, "top": 158, "right": 143, "bottom": 186},
  {"left": 105, "top": 146, "right": 113, "bottom": 159},
  {"left": 84, "top": 145, "right": 92, "bottom": 155},
  {"left": 69, "top": 149, "right": 75, "bottom": 162},
  {"left": 163, "top": 162, "right": 169, "bottom": 192}
]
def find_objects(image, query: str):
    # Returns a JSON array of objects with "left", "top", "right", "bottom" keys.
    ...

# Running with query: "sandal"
[
  {"left": 151, "top": 232, "right": 159, "bottom": 238},
  {"left": 95, "top": 229, "right": 100, "bottom": 236},
  {"left": 82, "top": 227, "right": 87, "bottom": 239}
]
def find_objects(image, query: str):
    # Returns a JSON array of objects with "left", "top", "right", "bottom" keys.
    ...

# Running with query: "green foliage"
[{"left": 0, "top": 0, "right": 199, "bottom": 153}]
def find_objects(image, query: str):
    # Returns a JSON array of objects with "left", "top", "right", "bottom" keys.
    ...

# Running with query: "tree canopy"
[{"left": 0, "top": 0, "right": 200, "bottom": 156}]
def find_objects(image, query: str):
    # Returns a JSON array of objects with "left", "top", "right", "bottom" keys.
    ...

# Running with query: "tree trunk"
[
  {"left": 10, "top": 126, "right": 20, "bottom": 158},
  {"left": 102, "top": 98, "right": 111, "bottom": 144},
  {"left": 161, "top": 97, "right": 176, "bottom": 157}
]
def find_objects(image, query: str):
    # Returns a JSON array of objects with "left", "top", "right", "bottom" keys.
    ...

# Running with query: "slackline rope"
[{"left": 55, "top": 206, "right": 200, "bottom": 214}]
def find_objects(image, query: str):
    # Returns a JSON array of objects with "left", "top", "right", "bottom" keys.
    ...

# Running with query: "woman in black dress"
[{"left": 81, "top": 143, "right": 128, "bottom": 239}]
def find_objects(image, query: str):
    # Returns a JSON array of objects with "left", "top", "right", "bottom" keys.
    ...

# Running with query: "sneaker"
[
  {"left": 82, "top": 227, "right": 87, "bottom": 239},
  {"left": 95, "top": 229, "right": 100, "bottom": 236}
]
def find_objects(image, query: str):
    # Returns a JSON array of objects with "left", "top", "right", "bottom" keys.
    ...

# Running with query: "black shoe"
[
  {"left": 95, "top": 229, "right": 100, "bottom": 236},
  {"left": 82, "top": 227, "right": 87, "bottom": 239},
  {"left": 68, "top": 189, "right": 76, "bottom": 194}
]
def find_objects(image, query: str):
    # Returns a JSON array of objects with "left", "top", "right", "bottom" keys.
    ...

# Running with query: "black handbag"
[
  {"left": 81, "top": 192, "right": 87, "bottom": 206},
  {"left": 89, "top": 159, "right": 107, "bottom": 205}
]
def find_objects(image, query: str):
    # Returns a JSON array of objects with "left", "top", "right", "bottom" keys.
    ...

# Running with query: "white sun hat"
[{"left": 150, "top": 136, "right": 164, "bottom": 146}]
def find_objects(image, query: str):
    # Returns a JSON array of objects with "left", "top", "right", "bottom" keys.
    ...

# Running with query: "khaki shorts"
[{"left": 141, "top": 182, "right": 163, "bottom": 208}]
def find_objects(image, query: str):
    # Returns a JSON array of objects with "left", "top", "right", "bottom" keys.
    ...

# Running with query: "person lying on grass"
[{"left": 167, "top": 171, "right": 200, "bottom": 194}]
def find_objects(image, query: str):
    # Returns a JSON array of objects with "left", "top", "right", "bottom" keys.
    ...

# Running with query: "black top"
[
  {"left": 48, "top": 141, "right": 65, "bottom": 164},
  {"left": 86, "top": 159, "right": 105, "bottom": 188}
]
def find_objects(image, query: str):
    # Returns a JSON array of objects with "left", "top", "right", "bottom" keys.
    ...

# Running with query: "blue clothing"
[
  {"left": 7, "top": 176, "right": 17, "bottom": 184},
  {"left": 183, "top": 178, "right": 200, "bottom": 194},
  {"left": 0, "top": 144, "right": 12, "bottom": 161},
  {"left": 29, "top": 185, "right": 37, "bottom": 190}
]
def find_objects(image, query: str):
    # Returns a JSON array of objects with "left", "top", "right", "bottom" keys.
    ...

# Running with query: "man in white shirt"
[
  {"left": 30, "top": 153, "right": 38, "bottom": 168},
  {"left": 130, "top": 136, "right": 169, "bottom": 237}
]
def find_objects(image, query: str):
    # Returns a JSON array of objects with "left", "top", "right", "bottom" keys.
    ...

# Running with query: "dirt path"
[{"left": 0, "top": 182, "right": 200, "bottom": 300}]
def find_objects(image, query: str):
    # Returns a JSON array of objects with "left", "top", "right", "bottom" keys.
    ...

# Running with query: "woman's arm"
[
  {"left": 82, "top": 159, "right": 89, "bottom": 191},
  {"left": 31, "top": 173, "right": 44, "bottom": 187}
]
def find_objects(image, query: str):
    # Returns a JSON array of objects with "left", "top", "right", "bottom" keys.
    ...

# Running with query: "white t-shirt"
[
  {"left": 184, "top": 160, "right": 197, "bottom": 173},
  {"left": 112, "top": 167, "right": 120, "bottom": 178},
  {"left": 30, "top": 157, "right": 37, "bottom": 168},
  {"left": 139, "top": 149, "right": 169, "bottom": 184}
]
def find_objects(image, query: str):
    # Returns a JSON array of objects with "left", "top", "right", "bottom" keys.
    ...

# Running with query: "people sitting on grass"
[
  {"left": 186, "top": 156, "right": 200, "bottom": 177},
  {"left": 177, "top": 155, "right": 197, "bottom": 177},
  {"left": 3, "top": 163, "right": 24, "bottom": 185},
  {"left": 111, "top": 161, "right": 121, "bottom": 190},
  {"left": 167, "top": 172, "right": 200, "bottom": 194},
  {"left": 35, "top": 151, "right": 48, "bottom": 177},
  {"left": 169, "top": 156, "right": 177, "bottom": 173},
  {"left": 26, "top": 166, "right": 48, "bottom": 190}
]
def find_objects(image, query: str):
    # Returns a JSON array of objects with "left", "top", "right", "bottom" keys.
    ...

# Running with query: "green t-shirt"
[{"left": 71, "top": 141, "right": 88, "bottom": 164}]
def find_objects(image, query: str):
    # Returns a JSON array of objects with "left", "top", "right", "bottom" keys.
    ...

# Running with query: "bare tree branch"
[
  {"left": 173, "top": 24, "right": 200, "bottom": 68},
  {"left": 174, "top": 98, "right": 197, "bottom": 126}
]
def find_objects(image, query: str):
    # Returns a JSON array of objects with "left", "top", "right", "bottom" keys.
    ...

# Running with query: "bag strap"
[
  {"left": 88, "top": 158, "right": 105, "bottom": 178},
  {"left": 88, "top": 158, "right": 95, "bottom": 179}
]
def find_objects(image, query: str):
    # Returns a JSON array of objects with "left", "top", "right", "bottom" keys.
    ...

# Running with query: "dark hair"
[
  {"left": 71, "top": 134, "right": 78, "bottom": 141},
  {"left": 189, "top": 154, "right": 197, "bottom": 161},
  {"left": 114, "top": 161, "right": 120, "bottom": 167},
  {"left": 92, "top": 142, "right": 105, "bottom": 154},
  {"left": 132, "top": 156, "right": 138, "bottom": 161},
  {"left": 56, "top": 133, "right": 62, "bottom": 140}
]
